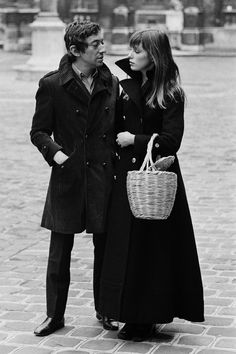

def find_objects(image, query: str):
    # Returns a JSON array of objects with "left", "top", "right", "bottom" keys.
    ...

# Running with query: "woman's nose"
[{"left": 128, "top": 50, "right": 133, "bottom": 58}]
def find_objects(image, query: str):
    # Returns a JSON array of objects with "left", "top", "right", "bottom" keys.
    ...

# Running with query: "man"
[{"left": 31, "top": 21, "right": 119, "bottom": 336}]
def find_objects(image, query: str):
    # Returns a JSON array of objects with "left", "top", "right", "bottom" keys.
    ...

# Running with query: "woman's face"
[{"left": 128, "top": 43, "right": 152, "bottom": 72}]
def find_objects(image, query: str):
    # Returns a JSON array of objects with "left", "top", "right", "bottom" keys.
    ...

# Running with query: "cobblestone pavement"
[{"left": 0, "top": 50, "right": 236, "bottom": 354}]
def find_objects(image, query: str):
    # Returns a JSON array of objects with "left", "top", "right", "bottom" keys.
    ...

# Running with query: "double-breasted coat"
[
  {"left": 98, "top": 58, "right": 204, "bottom": 324},
  {"left": 30, "top": 55, "right": 119, "bottom": 234}
]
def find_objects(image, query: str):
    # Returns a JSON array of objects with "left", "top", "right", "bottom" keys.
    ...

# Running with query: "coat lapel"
[{"left": 59, "top": 54, "right": 112, "bottom": 106}]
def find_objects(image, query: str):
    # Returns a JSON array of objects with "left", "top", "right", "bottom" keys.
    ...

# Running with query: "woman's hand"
[{"left": 116, "top": 132, "right": 135, "bottom": 148}]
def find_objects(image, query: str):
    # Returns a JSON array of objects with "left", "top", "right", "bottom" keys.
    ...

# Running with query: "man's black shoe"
[
  {"left": 34, "top": 317, "right": 64, "bottom": 336},
  {"left": 118, "top": 323, "right": 136, "bottom": 340},
  {"left": 96, "top": 311, "right": 119, "bottom": 331}
]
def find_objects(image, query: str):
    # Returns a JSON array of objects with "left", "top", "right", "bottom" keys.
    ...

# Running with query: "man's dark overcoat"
[
  {"left": 30, "top": 55, "right": 118, "bottom": 234},
  {"left": 99, "top": 59, "right": 204, "bottom": 324}
]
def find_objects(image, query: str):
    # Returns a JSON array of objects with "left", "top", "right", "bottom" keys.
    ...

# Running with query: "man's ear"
[{"left": 69, "top": 45, "right": 81, "bottom": 57}]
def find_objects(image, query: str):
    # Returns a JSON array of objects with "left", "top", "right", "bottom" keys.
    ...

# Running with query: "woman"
[{"left": 98, "top": 29, "right": 204, "bottom": 342}]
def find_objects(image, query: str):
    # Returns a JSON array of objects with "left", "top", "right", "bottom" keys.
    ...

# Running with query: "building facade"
[{"left": 0, "top": 0, "right": 236, "bottom": 52}]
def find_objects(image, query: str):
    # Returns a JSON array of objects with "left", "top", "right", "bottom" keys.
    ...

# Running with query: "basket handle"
[{"left": 140, "top": 133, "right": 159, "bottom": 172}]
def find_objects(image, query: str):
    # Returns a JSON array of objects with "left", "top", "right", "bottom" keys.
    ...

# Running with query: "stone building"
[{"left": 0, "top": 0, "right": 236, "bottom": 52}]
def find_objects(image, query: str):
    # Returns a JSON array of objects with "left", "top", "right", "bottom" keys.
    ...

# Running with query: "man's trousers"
[{"left": 46, "top": 231, "right": 107, "bottom": 320}]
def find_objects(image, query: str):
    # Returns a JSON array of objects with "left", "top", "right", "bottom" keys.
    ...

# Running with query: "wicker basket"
[{"left": 126, "top": 134, "right": 177, "bottom": 220}]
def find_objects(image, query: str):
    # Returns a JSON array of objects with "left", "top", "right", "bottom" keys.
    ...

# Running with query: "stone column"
[
  {"left": 15, "top": 0, "right": 66, "bottom": 80},
  {"left": 109, "top": 4, "right": 132, "bottom": 55}
]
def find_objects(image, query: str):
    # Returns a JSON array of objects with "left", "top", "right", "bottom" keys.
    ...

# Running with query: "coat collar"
[
  {"left": 58, "top": 54, "right": 113, "bottom": 96},
  {"left": 115, "top": 58, "right": 144, "bottom": 115},
  {"left": 115, "top": 58, "right": 155, "bottom": 116}
]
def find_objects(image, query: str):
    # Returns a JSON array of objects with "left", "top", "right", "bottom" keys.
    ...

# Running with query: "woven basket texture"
[{"left": 127, "top": 170, "right": 177, "bottom": 220}]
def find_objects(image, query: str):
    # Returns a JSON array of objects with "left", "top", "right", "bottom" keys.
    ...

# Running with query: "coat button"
[
  {"left": 155, "top": 143, "right": 159, "bottom": 148},
  {"left": 102, "top": 162, "right": 107, "bottom": 167},
  {"left": 105, "top": 106, "right": 109, "bottom": 112},
  {"left": 60, "top": 165, "right": 64, "bottom": 169},
  {"left": 123, "top": 115, "right": 126, "bottom": 120},
  {"left": 42, "top": 145, "right": 47, "bottom": 150},
  {"left": 76, "top": 109, "right": 80, "bottom": 114},
  {"left": 85, "top": 134, "right": 88, "bottom": 139},
  {"left": 86, "top": 161, "right": 90, "bottom": 166},
  {"left": 102, "top": 133, "right": 107, "bottom": 139},
  {"left": 132, "top": 158, "right": 136, "bottom": 163}
]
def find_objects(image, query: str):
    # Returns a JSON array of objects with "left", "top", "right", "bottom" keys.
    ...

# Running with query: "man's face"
[{"left": 80, "top": 31, "right": 106, "bottom": 68}]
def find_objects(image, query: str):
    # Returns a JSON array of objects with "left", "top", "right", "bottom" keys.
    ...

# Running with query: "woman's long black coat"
[{"left": 98, "top": 59, "right": 204, "bottom": 324}]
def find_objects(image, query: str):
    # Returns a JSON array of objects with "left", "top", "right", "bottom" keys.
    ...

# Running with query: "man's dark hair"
[{"left": 64, "top": 20, "right": 101, "bottom": 61}]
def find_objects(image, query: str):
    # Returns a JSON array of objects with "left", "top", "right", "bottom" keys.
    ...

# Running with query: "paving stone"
[
  {"left": 117, "top": 341, "right": 154, "bottom": 353},
  {"left": 0, "top": 345, "right": 18, "bottom": 354},
  {"left": 204, "top": 298, "right": 234, "bottom": 306},
  {"left": 153, "top": 345, "right": 193, "bottom": 353},
  {"left": 66, "top": 306, "right": 94, "bottom": 316},
  {"left": 198, "top": 350, "right": 236, "bottom": 354},
  {"left": 204, "top": 306, "right": 217, "bottom": 315},
  {"left": 14, "top": 347, "right": 53, "bottom": 354},
  {"left": 218, "top": 307, "right": 236, "bottom": 316},
  {"left": 0, "top": 321, "right": 36, "bottom": 332},
  {"left": 151, "top": 332, "right": 176, "bottom": 343},
  {"left": 207, "top": 327, "right": 236, "bottom": 337},
  {"left": 0, "top": 311, "right": 35, "bottom": 321},
  {"left": 9, "top": 333, "right": 44, "bottom": 344},
  {"left": 201, "top": 316, "right": 234, "bottom": 326},
  {"left": 80, "top": 291, "right": 93, "bottom": 298},
  {"left": 25, "top": 304, "right": 46, "bottom": 312},
  {"left": 80, "top": 339, "right": 119, "bottom": 351},
  {"left": 71, "top": 316, "right": 100, "bottom": 327},
  {"left": 51, "top": 326, "right": 75, "bottom": 336},
  {"left": 43, "top": 336, "right": 81, "bottom": 348},
  {"left": 162, "top": 323, "right": 205, "bottom": 335},
  {"left": 177, "top": 335, "right": 214, "bottom": 346},
  {"left": 70, "top": 326, "right": 103, "bottom": 338},
  {"left": 55, "top": 351, "right": 88, "bottom": 354},
  {"left": 0, "top": 332, "right": 8, "bottom": 341},
  {"left": 215, "top": 338, "right": 236, "bottom": 349},
  {"left": 0, "top": 302, "right": 27, "bottom": 311},
  {"left": 102, "top": 330, "right": 119, "bottom": 339}
]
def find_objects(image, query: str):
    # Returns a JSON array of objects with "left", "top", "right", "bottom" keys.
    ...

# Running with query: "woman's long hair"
[{"left": 129, "top": 29, "right": 185, "bottom": 109}]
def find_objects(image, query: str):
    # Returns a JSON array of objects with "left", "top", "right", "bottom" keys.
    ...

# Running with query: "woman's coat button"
[
  {"left": 155, "top": 143, "right": 159, "bottom": 148},
  {"left": 105, "top": 106, "right": 109, "bottom": 112},
  {"left": 76, "top": 109, "right": 80, "bottom": 114},
  {"left": 123, "top": 115, "right": 126, "bottom": 120},
  {"left": 132, "top": 158, "right": 136, "bottom": 163}
]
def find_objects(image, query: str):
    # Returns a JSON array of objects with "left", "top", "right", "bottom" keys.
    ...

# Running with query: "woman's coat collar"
[{"left": 115, "top": 58, "right": 153, "bottom": 115}]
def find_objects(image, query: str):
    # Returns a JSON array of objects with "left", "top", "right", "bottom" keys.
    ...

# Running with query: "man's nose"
[{"left": 99, "top": 43, "right": 106, "bottom": 54}]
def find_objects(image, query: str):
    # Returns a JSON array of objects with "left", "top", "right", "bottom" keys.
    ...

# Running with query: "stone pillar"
[
  {"left": 109, "top": 4, "right": 133, "bottom": 55},
  {"left": 0, "top": 8, "right": 18, "bottom": 51},
  {"left": 15, "top": 0, "right": 66, "bottom": 80},
  {"left": 181, "top": 6, "right": 204, "bottom": 51}
]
